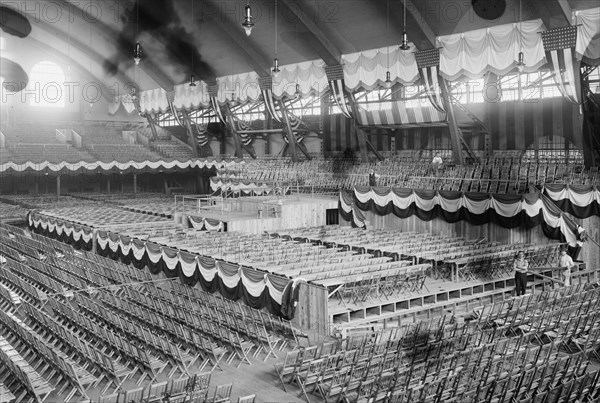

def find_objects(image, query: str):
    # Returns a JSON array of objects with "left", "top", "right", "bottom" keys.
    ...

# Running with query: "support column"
[
  {"left": 180, "top": 111, "right": 199, "bottom": 158},
  {"left": 107, "top": 177, "right": 111, "bottom": 193},
  {"left": 146, "top": 115, "right": 159, "bottom": 140},
  {"left": 439, "top": 79, "right": 464, "bottom": 165},
  {"left": 279, "top": 104, "right": 299, "bottom": 163},
  {"left": 56, "top": 174, "right": 61, "bottom": 200},
  {"left": 133, "top": 174, "right": 137, "bottom": 194}
]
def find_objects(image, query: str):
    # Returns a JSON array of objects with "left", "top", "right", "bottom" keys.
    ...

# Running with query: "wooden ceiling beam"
[
  {"left": 279, "top": 0, "right": 342, "bottom": 65},
  {"left": 556, "top": 0, "right": 573, "bottom": 24}
]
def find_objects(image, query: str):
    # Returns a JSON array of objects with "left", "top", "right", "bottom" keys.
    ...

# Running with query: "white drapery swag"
[
  {"left": 216, "top": 71, "right": 261, "bottom": 104},
  {"left": 210, "top": 179, "right": 272, "bottom": 195},
  {"left": 272, "top": 60, "right": 329, "bottom": 99},
  {"left": 437, "top": 19, "right": 547, "bottom": 80},
  {"left": 173, "top": 80, "right": 211, "bottom": 110},
  {"left": 573, "top": 7, "right": 600, "bottom": 63},
  {"left": 91, "top": 230, "right": 287, "bottom": 304},
  {"left": 188, "top": 216, "right": 224, "bottom": 232},
  {"left": 0, "top": 159, "right": 244, "bottom": 174},
  {"left": 351, "top": 187, "right": 577, "bottom": 243},
  {"left": 139, "top": 88, "right": 169, "bottom": 114},
  {"left": 108, "top": 94, "right": 138, "bottom": 115},
  {"left": 342, "top": 46, "right": 420, "bottom": 91},
  {"left": 544, "top": 186, "right": 600, "bottom": 208}
]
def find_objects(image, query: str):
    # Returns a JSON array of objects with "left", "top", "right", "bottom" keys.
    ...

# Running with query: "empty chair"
[
  {"left": 211, "top": 384, "right": 233, "bottom": 403},
  {"left": 237, "top": 394, "right": 256, "bottom": 403}
]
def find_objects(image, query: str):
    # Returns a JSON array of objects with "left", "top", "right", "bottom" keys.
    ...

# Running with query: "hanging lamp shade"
[
  {"left": 242, "top": 3, "right": 255, "bottom": 36},
  {"left": 133, "top": 42, "right": 142, "bottom": 65},
  {"left": 272, "top": 58, "right": 280, "bottom": 77},
  {"left": 516, "top": 51, "right": 525, "bottom": 72},
  {"left": 189, "top": 74, "right": 197, "bottom": 87},
  {"left": 399, "top": 31, "right": 410, "bottom": 50}
]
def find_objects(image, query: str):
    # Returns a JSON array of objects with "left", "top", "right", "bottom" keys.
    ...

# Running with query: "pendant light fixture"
[
  {"left": 272, "top": 0, "right": 280, "bottom": 77},
  {"left": 294, "top": 84, "right": 302, "bottom": 99},
  {"left": 384, "top": 0, "right": 392, "bottom": 88},
  {"left": 133, "top": 3, "right": 141, "bottom": 65},
  {"left": 190, "top": 0, "right": 196, "bottom": 86},
  {"left": 241, "top": 1, "right": 255, "bottom": 36},
  {"left": 399, "top": 0, "right": 410, "bottom": 51},
  {"left": 515, "top": 0, "right": 525, "bottom": 72}
]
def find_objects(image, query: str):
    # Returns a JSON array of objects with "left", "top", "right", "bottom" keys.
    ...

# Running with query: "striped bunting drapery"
[
  {"left": 339, "top": 190, "right": 366, "bottom": 229},
  {"left": 355, "top": 101, "right": 446, "bottom": 126},
  {"left": 28, "top": 212, "right": 293, "bottom": 318},
  {"left": 207, "top": 83, "right": 226, "bottom": 124},
  {"left": 541, "top": 26, "right": 580, "bottom": 105},
  {"left": 345, "top": 186, "right": 583, "bottom": 243},
  {"left": 258, "top": 76, "right": 282, "bottom": 123},
  {"left": 166, "top": 91, "right": 186, "bottom": 129},
  {"left": 414, "top": 49, "right": 445, "bottom": 113},
  {"left": 325, "top": 65, "right": 353, "bottom": 119}
]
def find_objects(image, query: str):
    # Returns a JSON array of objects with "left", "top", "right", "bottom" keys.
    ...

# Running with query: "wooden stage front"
[{"left": 179, "top": 194, "right": 339, "bottom": 234}]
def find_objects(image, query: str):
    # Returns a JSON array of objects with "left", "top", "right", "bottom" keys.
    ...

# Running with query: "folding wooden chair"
[{"left": 211, "top": 383, "right": 233, "bottom": 403}]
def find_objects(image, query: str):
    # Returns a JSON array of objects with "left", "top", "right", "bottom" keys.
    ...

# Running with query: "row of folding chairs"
[
  {"left": 46, "top": 296, "right": 167, "bottom": 385},
  {"left": 0, "top": 307, "right": 95, "bottom": 402},
  {"left": 0, "top": 335, "right": 54, "bottom": 403},
  {"left": 21, "top": 301, "right": 135, "bottom": 395}
]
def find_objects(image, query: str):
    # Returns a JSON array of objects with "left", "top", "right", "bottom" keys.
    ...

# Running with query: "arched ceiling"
[{"left": 1, "top": 0, "right": 598, "bottom": 96}]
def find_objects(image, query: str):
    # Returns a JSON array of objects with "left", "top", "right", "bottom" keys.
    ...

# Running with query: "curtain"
[
  {"left": 139, "top": 88, "right": 170, "bottom": 114},
  {"left": 437, "top": 19, "right": 546, "bottom": 80},
  {"left": 342, "top": 46, "right": 419, "bottom": 91},
  {"left": 216, "top": 71, "right": 261, "bottom": 104},
  {"left": 272, "top": 59, "right": 329, "bottom": 99},
  {"left": 574, "top": 7, "right": 600, "bottom": 64},
  {"left": 347, "top": 186, "right": 586, "bottom": 243},
  {"left": 28, "top": 212, "right": 293, "bottom": 318},
  {"left": 0, "top": 158, "right": 244, "bottom": 174}
]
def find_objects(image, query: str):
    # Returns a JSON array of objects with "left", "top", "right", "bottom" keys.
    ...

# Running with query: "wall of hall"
[
  {"left": 323, "top": 97, "right": 583, "bottom": 153},
  {"left": 359, "top": 209, "right": 600, "bottom": 272}
]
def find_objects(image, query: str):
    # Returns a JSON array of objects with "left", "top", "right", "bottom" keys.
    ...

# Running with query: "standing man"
[
  {"left": 368, "top": 169, "right": 380, "bottom": 187},
  {"left": 432, "top": 152, "right": 443, "bottom": 177},
  {"left": 513, "top": 250, "right": 529, "bottom": 296},
  {"left": 558, "top": 244, "right": 578, "bottom": 286}
]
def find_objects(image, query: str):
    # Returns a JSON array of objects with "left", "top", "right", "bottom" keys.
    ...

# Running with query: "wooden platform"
[
  {"left": 182, "top": 194, "right": 339, "bottom": 234},
  {"left": 329, "top": 265, "right": 599, "bottom": 331}
]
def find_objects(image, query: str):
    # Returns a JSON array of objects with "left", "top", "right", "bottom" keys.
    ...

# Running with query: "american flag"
[
  {"left": 415, "top": 48, "right": 445, "bottom": 113},
  {"left": 541, "top": 26, "right": 580, "bottom": 104},
  {"left": 325, "top": 65, "right": 353, "bottom": 119},
  {"left": 259, "top": 77, "right": 281, "bottom": 122}
]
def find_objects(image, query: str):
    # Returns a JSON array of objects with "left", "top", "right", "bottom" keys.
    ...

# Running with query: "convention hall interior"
[{"left": 0, "top": 0, "right": 600, "bottom": 402}]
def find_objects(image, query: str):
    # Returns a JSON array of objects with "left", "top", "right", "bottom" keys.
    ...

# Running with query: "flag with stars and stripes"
[
  {"left": 325, "top": 65, "right": 353, "bottom": 119},
  {"left": 258, "top": 77, "right": 282, "bottom": 123},
  {"left": 415, "top": 48, "right": 445, "bottom": 113},
  {"left": 207, "top": 84, "right": 226, "bottom": 124},
  {"left": 541, "top": 26, "right": 580, "bottom": 105},
  {"left": 166, "top": 91, "right": 185, "bottom": 128}
]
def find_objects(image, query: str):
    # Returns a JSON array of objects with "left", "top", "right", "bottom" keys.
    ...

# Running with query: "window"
[{"left": 28, "top": 61, "right": 66, "bottom": 108}]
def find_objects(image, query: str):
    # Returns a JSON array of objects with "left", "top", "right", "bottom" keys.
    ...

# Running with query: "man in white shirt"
[
  {"left": 432, "top": 153, "right": 443, "bottom": 177},
  {"left": 558, "top": 245, "right": 578, "bottom": 286}
]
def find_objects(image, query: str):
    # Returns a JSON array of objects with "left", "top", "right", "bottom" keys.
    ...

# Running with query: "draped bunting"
[
  {"left": 173, "top": 80, "right": 210, "bottom": 110},
  {"left": 574, "top": 7, "right": 600, "bottom": 64},
  {"left": 354, "top": 101, "right": 446, "bottom": 126},
  {"left": 258, "top": 77, "right": 281, "bottom": 123},
  {"left": 27, "top": 212, "right": 293, "bottom": 318},
  {"left": 541, "top": 26, "right": 580, "bottom": 105},
  {"left": 437, "top": 19, "right": 546, "bottom": 80},
  {"left": 325, "top": 65, "right": 353, "bottom": 119},
  {"left": 341, "top": 46, "right": 420, "bottom": 91},
  {"left": 210, "top": 179, "right": 273, "bottom": 196},
  {"left": 414, "top": 49, "right": 445, "bottom": 113},
  {"left": 0, "top": 158, "right": 244, "bottom": 174},
  {"left": 232, "top": 118, "right": 255, "bottom": 146},
  {"left": 543, "top": 184, "right": 600, "bottom": 219},
  {"left": 188, "top": 215, "right": 224, "bottom": 232},
  {"left": 207, "top": 83, "right": 226, "bottom": 124},
  {"left": 339, "top": 190, "right": 366, "bottom": 229},
  {"left": 272, "top": 59, "right": 329, "bottom": 98},
  {"left": 216, "top": 71, "right": 261, "bottom": 103},
  {"left": 346, "top": 186, "right": 581, "bottom": 243},
  {"left": 194, "top": 124, "right": 210, "bottom": 147},
  {"left": 28, "top": 213, "right": 94, "bottom": 251},
  {"left": 108, "top": 94, "right": 138, "bottom": 115},
  {"left": 139, "top": 88, "right": 170, "bottom": 114},
  {"left": 166, "top": 91, "right": 185, "bottom": 129}
]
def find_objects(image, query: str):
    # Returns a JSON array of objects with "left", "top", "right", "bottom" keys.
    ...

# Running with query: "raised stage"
[{"left": 176, "top": 194, "right": 339, "bottom": 234}]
